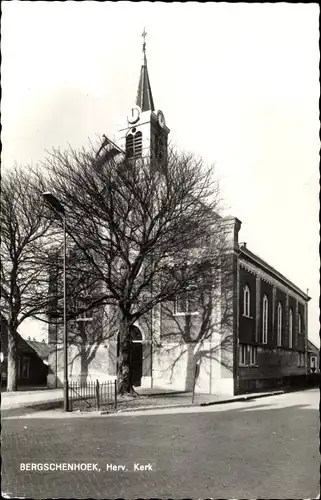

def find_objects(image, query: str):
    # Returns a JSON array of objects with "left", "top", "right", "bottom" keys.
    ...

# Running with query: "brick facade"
[{"left": 237, "top": 247, "right": 310, "bottom": 393}]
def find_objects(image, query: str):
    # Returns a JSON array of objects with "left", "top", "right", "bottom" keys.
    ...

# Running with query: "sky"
[{"left": 1, "top": 2, "right": 320, "bottom": 346}]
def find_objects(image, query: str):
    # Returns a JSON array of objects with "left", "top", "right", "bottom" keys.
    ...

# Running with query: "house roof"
[
  {"left": 1, "top": 313, "right": 53, "bottom": 360},
  {"left": 24, "top": 339, "right": 54, "bottom": 360},
  {"left": 307, "top": 339, "right": 320, "bottom": 353}
]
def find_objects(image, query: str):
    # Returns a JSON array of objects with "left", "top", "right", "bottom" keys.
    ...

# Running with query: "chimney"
[
  {"left": 28, "top": 336, "right": 31, "bottom": 341},
  {"left": 33, "top": 337, "right": 36, "bottom": 341}
]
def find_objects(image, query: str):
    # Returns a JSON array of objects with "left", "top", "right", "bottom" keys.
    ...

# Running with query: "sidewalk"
[
  {"left": 1, "top": 385, "right": 285, "bottom": 418},
  {"left": 1, "top": 388, "right": 63, "bottom": 410}
]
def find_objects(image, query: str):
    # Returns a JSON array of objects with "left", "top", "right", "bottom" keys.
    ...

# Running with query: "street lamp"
[{"left": 43, "top": 192, "right": 69, "bottom": 412}]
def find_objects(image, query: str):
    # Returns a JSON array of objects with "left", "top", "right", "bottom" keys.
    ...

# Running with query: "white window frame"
[
  {"left": 174, "top": 290, "right": 199, "bottom": 316},
  {"left": 262, "top": 294, "right": 268, "bottom": 344},
  {"left": 73, "top": 296, "right": 93, "bottom": 323},
  {"left": 243, "top": 285, "right": 251, "bottom": 317},
  {"left": 249, "top": 346, "right": 257, "bottom": 366},
  {"left": 289, "top": 308, "right": 293, "bottom": 348},
  {"left": 239, "top": 345, "right": 248, "bottom": 366},
  {"left": 298, "top": 313, "right": 302, "bottom": 335},
  {"left": 277, "top": 302, "right": 282, "bottom": 347},
  {"left": 21, "top": 356, "right": 30, "bottom": 379},
  {"left": 297, "top": 352, "right": 305, "bottom": 367}
]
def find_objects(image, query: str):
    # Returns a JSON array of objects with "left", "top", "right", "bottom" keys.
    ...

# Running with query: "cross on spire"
[{"left": 142, "top": 28, "right": 147, "bottom": 54}]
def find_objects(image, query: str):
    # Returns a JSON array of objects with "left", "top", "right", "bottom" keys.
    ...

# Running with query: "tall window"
[
  {"left": 72, "top": 296, "right": 93, "bottom": 322},
  {"left": 298, "top": 313, "right": 302, "bottom": 335},
  {"left": 21, "top": 356, "right": 30, "bottom": 379},
  {"left": 126, "top": 130, "right": 143, "bottom": 159},
  {"left": 262, "top": 294, "right": 268, "bottom": 344},
  {"left": 289, "top": 308, "right": 293, "bottom": 348},
  {"left": 174, "top": 291, "right": 199, "bottom": 315},
  {"left": 249, "top": 346, "right": 257, "bottom": 366},
  {"left": 243, "top": 285, "right": 251, "bottom": 317},
  {"left": 277, "top": 302, "right": 282, "bottom": 347}
]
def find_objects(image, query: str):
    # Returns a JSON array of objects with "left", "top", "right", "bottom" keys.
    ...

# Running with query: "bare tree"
[
  {"left": 159, "top": 253, "right": 234, "bottom": 394},
  {"left": 42, "top": 142, "right": 231, "bottom": 394},
  {"left": 0, "top": 167, "right": 54, "bottom": 391},
  {"left": 46, "top": 244, "right": 118, "bottom": 386}
]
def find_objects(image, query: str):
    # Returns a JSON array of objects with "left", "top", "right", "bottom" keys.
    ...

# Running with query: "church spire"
[{"left": 136, "top": 28, "right": 155, "bottom": 112}]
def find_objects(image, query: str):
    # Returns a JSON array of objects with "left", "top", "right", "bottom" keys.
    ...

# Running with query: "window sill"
[{"left": 173, "top": 312, "right": 200, "bottom": 317}]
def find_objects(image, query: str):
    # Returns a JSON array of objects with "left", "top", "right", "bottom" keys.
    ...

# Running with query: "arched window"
[
  {"left": 277, "top": 302, "right": 282, "bottom": 346},
  {"left": 126, "top": 130, "right": 143, "bottom": 159},
  {"left": 298, "top": 313, "right": 302, "bottom": 335},
  {"left": 243, "top": 285, "right": 251, "bottom": 317},
  {"left": 289, "top": 308, "right": 293, "bottom": 348},
  {"left": 262, "top": 294, "right": 268, "bottom": 344}
]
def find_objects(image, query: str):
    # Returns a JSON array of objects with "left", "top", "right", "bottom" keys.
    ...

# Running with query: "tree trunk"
[
  {"left": 80, "top": 349, "right": 89, "bottom": 385},
  {"left": 117, "top": 310, "right": 133, "bottom": 395},
  {"left": 185, "top": 343, "right": 196, "bottom": 392},
  {"left": 7, "top": 325, "right": 18, "bottom": 392}
]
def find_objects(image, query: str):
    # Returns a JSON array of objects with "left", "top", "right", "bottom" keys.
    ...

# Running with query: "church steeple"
[
  {"left": 117, "top": 30, "right": 169, "bottom": 163},
  {"left": 136, "top": 28, "right": 155, "bottom": 112}
]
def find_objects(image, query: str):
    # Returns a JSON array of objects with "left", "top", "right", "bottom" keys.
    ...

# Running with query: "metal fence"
[{"left": 68, "top": 379, "right": 117, "bottom": 411}]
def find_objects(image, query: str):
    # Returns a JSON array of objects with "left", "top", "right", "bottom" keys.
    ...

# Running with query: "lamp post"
[{"left": 43, "top": 192, "right": 69, "bottom": 412}]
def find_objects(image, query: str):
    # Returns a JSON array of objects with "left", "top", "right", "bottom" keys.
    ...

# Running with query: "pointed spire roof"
[{"left": 136, "top": 28, "right": 155, "bottom": 112}]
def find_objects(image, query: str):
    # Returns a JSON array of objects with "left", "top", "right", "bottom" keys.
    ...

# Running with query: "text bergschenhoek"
[{"left": 20, "top": 463, "right": 100, "bottom": 472}]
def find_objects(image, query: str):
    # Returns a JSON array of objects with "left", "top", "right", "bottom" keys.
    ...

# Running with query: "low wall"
[{"left": 239, "top": 373, "right": 320, "bottom": 394}]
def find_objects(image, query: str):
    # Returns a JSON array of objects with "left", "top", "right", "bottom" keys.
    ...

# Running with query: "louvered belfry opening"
[{"left": 126, "top": 130, "right": 143, "bottom": 159}]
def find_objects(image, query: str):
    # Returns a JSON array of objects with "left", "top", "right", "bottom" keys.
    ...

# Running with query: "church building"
[{"left": 47, "top": 33, "right": 311, "bottom": 396}]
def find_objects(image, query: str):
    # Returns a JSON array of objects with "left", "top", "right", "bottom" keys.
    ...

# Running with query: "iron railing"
[{"left": 68, "top": 379, "right": 117, "bottom": 411}]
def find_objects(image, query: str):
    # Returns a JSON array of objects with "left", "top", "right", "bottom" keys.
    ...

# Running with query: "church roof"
[
  {"left": 239, "top": 244, "right": 311, "bottom": 301},
  {"left": 136, "top": 31, "right": 155, "bottom": 112}
]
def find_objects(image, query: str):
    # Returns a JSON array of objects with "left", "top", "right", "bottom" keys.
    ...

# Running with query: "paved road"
[{"left": 2, "top": 390, "right": 319, "bottom": 499}]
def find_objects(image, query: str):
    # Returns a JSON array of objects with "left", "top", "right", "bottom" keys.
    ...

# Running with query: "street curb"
[
  {"left": 199, "top": 390, "right": 284, "bottom": 407},
  {"left": 100, "top": 402, "right": 195, "bottom": 415},
  {"left": 100, "top": 390, "right": 285, "bottom": 415}
]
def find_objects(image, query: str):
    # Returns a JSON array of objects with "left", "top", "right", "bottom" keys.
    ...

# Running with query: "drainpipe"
[
  {"left": 234, "top": 253, "right": 240, "bottom": 395},
  {"left": 305, "top": 291, "right": 309, "bottom": 377}
]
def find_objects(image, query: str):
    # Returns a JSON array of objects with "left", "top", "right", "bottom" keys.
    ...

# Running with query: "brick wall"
[{"left": 238, "top": 256, "right": 309, "bottom": 392}]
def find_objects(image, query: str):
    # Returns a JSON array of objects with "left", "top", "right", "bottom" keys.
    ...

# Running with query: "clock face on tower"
[
  {"left": 127, "top": 107, "right": 140, "bottom": 124},
  {"left": 157, "top": 110, "right": 166, "bottom": 128}
]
